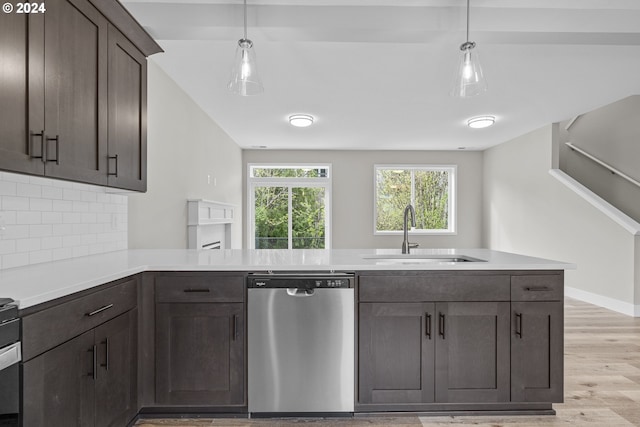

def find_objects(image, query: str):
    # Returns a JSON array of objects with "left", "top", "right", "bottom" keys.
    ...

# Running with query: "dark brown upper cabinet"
[
  {"left": 107, "top": 26, "right": 147, "bottom": 191},
  {"left": 0, "top": 12, "right": 44, "bottom": 175},
  {"left": 0, "top": 0, "right": 161, "bottom": 191},
  {"left": 43, "top": 0, "right": 109, "bottom": 186}
]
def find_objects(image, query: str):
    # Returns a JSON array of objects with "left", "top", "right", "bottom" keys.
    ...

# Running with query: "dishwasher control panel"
[{"left": 247, "top": 273, "right": 354, "bottom": 289}]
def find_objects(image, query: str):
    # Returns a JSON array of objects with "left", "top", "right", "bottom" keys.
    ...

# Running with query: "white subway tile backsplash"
[
  {"left": 1, "top": 173, "right": 30, "bottom": 183},
  {"left": 42, "top": 186, "right": 63, "bottom": 200},
  {"left": 3, "top": 196, "right": 30, "bottom": 211},
  {"left": 72, "top": 223, "right": 90, "bottom": 235},
  {"left": 81, "top": 213, "right": 97, "bottom": 224},
  {"left": 52, "top": 247, "right": 73, "bottom": 261},
  {"left": 3, "top": 225, "right": 29, "bottom": 240},
  {"left": 63, "top": 189, "right": 83, "bottom": 201},
  {"left": 41, "top": 236, "right": 63, "bottom": 249},
  {"left": 63, "top": 212, "right": 82, "bottom": 224},
  {"left": 2, "top": 252, "right": 29, "bottom": 269},
  {"left": 17, "top": 183, "right": 42, "bottom": 198},
  {"left": 17, "top": 211, "right": 42, "bottom": 225},
  {"left": 0, "top": 181, "right": 17, "bottom": 196},
  {"left": 30, "top": 198, "right": 53, "bottom": 211},
  {"left": 73, "top": 201, "right": 90, "bottom": 212},
  {"left": 52, "top": 224, "right": 73, "bottom": 236},
  {"left": 0, "top": 240, "right": 16, "bottom": 255},
  {"left": 42, "top": 212, "right": 63, "bottom": 224},
  {"left": 52, "top": 200, "right": 73, "bottom": 212},
  {"left": 17, "top": 238, "right": 42, "bottom": 252},
  {"left": 0, "top": 172, "right": 127, "bottom": 270},
  {"left": 29, "top": 224, "right": 52, "bottom": 238},
  {"left": 17, "top": 238, "right": 41, "bottom": 253}
]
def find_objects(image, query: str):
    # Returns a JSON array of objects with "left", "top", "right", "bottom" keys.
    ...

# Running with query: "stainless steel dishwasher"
[{"left": 247, "top": 272, "right": 355, "bottom": 415}]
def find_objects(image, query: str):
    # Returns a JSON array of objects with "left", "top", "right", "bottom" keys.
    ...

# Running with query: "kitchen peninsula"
[{"left": 3, "top": 248, "right": 573, "bottom": 425}]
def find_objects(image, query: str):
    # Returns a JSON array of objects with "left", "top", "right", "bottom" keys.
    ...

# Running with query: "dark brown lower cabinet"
[
  {"left": 155, "top": 303, "right": 244, "bottom": 406},
  {"left": 435, "top": 302, "right": 510, "bottom": 403},
  {"left": 511, "top": 302, "right": 564, "bottom": 402},
  {"left": 23, "top": 330, "right": 95, "bottom": 426},
  {"left": 22, "top": 310, "right": 137, "bottom": 427},
  {"left": 359, "top": 301, "right": 510, "bottom": 406},
  {"left": 358, "top": 302, "right": 435, "bottom": 404},
  {"left": 94, "top": 310, "right": 138, "bottom": 427}
]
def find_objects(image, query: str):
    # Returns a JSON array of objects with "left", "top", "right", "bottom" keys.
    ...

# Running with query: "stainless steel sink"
[{"left": 360, "top": 254, "right": 486, "bottom": 264}]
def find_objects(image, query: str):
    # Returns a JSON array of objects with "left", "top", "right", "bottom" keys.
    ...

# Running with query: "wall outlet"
[{"left": 207, "top": 175, "right": 211, "bottom": 185}]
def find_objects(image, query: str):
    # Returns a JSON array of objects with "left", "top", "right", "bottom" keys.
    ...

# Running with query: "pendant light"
[
  {"left": 228, "top": 0, "right": 263, "bottom": 96},
  {"left": 451, "top": 0, "right": 487, "bottom": 98}
]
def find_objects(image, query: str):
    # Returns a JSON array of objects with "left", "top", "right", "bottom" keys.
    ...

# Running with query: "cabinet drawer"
[
  {"left": 155, "top": 274, "right": 244, "bottom": 303},
  {"left": 511, "top": 275, "right": 563, "bottom": 301},
  {"left": 359, "top": 274, "right": 510, "bottom": 302},
  {"left": 22, "top": 276, "right": 137, "bottom": 361}
]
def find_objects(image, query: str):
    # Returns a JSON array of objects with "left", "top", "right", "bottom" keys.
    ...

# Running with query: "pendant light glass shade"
[
  {"left": 228, "top": 0, "right": 263, "bottom": 96},
  {"left": 451, "top": 0, "right": 487, "bottom": 98},
  {"left": 228, "top": 38, "right": 263, "bottom": 96},
  {"left": 451, "top": 41, "right": 486, "bottom": 97}
]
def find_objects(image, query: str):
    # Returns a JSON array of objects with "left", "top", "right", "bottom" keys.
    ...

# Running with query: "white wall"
[
  {"left": 128, "top": 60, "right": 243, "bottom": 249},
  {"left": 483, "top": 124, "right": 640, "bottom": 315},
  {"left": 243, "top": 150, "right": 483, "bottom": 249},
  {"left": 0, "top": 172, "right": 127, "bottom": 270}
]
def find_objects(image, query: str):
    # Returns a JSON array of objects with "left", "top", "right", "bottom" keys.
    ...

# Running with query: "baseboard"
[{"left": 565, "top": 286, "right": 640, "bottom": 317}]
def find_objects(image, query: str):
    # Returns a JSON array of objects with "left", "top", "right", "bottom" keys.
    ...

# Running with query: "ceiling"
[{"left": 121, "top": 0, "right": 640, "bottom": 151}]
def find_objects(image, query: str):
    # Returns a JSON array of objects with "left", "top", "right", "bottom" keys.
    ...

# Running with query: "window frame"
[
  {"left": 247, "top": 163, "right": 332, "bottom": 249},
  {"left": 373, "top": 164, "right": 457, "bottom": 235}
]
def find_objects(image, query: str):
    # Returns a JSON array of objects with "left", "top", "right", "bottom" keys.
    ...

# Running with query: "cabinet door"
[
  {"left": 511, "top": 302, "right": 564, "bottom": 402},
  {"left": 435, "top": 302, "right": 510, "bottom": 403},
  {"left": 107, "top": 25, "right": 147, "bottom": 191},
  {"left": 94, "top": 310, "right": 138, "bottom": 427},
  {"left": 22, "top": 330, "right": 95, "bottom": 427},
  {"left": 43, "top": 0, "right": 108, "bottom": 185},
  {"left": 156, "top": 303, "right": 245, "bottom": 406},
  {"left": 358, "top": 303, "right": 435, "bottom": 404},
  {"left": 0, "top": 12, "right": 45, "bottom": 175}
]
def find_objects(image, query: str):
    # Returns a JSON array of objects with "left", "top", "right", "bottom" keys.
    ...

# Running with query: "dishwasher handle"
[{"left": 286, "top": 288, "right": 315, "bottom": 297}]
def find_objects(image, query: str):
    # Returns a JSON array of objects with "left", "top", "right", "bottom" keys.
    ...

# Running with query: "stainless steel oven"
[{"left": 0, "top": 299, "right": 20, "bottom": 427}]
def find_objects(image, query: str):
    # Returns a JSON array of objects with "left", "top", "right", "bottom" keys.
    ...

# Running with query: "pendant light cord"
[
  {"left": 243, "top": 0, "right": 248, "bottom": 40},
  {"left": 465, "top": 0, "right": 470, "bottom": 43}
]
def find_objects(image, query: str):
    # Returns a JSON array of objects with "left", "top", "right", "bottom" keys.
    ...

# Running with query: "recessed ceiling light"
[
  {"left": 289, "top": 114, "right": 314, "bottom": 128},
  {"left": 467, "top": 116, "right": 495, "bottom": 129}
]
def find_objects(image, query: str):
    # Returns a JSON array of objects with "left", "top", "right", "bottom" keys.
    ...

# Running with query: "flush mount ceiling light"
[
  {"left": 228, "top": 0, "right": 263, "bottom": 96},
  {"left": 289, "top": 114, "right": 314, "bottom": 128},
  {"left": 467, "top": 116, "right": 495, "bottom": 129},
  {"left": 451, "top": 0, "right": 487, "bottom": 98}
]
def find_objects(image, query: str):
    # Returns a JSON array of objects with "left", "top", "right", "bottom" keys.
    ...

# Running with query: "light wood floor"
[{"left": 136, "top": 298, "right": 640, "bottom": 427}]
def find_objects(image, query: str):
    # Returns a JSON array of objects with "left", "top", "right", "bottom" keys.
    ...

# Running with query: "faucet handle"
[{"left": 409, "top": 242, "right": 419, "bottom": 249}]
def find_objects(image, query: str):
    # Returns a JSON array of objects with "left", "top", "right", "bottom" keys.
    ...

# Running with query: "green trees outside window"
[
  {"left": 250, "top": 166, "right": 329, "bottom": 249},
  {"left": 375, "top": 166, "right": 455, "bottom": 233}
]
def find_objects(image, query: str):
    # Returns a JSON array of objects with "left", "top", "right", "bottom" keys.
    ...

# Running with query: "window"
[
  {"left": 248, "top": 164, "right": 331, "bottom": 249},
  {"left": 374, "top": 165, "right": 456, "bottom": 234}
]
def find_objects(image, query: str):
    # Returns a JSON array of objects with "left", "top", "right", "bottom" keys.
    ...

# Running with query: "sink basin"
[{"left": 360, "top": 254, "right": 486, "bottom": 264}]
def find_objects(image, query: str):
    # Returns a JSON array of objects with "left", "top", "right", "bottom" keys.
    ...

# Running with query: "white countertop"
[{"left": 0, "top": 248, "right": 574, "bottom": 309}]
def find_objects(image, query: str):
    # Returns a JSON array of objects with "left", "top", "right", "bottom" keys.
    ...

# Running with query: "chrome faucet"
[{"left": 402, "top": 204, "right": 419, "bottom": 254}]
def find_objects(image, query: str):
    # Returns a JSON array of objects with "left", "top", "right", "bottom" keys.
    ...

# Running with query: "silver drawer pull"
[
  {"left": 85, "top": 303, "right": 114, "bottom": 317},
  {"left": 0, "top": 342, "right": 21, "bottom": 371},
  {"left": 525, "top": 286, "right": 550, "bottom": 292}
]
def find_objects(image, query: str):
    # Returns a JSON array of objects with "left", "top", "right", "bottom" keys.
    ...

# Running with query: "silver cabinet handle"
[
  {"left": 85, "top": 303, "right": 114, "bottom": 317},
  {"left": 0, "top": 342, "right": 21, "bottom": 371}
]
